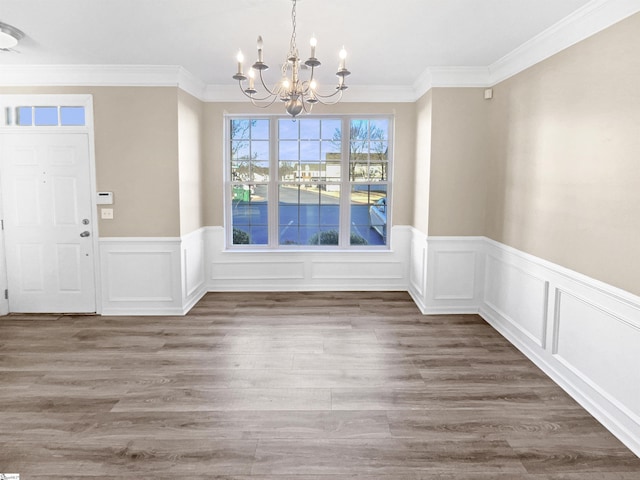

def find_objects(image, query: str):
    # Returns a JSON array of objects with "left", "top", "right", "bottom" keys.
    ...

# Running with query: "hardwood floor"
[{"left": 0, "top": 291, "right": 638, "bottom": 478}]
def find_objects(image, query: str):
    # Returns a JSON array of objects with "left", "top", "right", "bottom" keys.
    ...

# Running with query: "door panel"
[{"left": 0, "top": 133, "right": 96, "bottom": 313}]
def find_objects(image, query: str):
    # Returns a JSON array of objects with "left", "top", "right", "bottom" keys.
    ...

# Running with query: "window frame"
[{"left": 224, "top": 114, "right": 393, "bottom": 250}]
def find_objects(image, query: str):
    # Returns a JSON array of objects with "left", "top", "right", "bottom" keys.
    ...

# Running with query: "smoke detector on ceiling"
[{"left": 0, "top": 21, "right": 24, "bottom": 49}]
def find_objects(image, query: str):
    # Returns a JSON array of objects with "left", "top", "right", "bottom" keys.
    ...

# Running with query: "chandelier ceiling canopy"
[
  {"left": 0, "top": 21, "right": 24, "bottom": 50},
  {"left": 233, "top": 0, "right": 350, "bottom": 118}
]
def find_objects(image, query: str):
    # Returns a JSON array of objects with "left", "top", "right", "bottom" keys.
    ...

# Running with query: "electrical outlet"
[{"left": 101, "top": 208, "right": 114, "bottom": 220}]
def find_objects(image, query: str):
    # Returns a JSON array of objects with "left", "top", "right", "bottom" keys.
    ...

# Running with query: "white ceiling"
[{"left": 0, "top": 0, "right": 636, "bottom": 98}]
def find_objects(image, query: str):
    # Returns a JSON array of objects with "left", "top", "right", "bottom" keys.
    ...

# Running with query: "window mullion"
[
  {"left": 269, "top": 117, "right": 279, "bottom": 248},
  {"left": 339, "top": 116, "right": 351, "bottom": 247},
  {"left": 224, "top": 117, "right": 232, "bottom": 248}
]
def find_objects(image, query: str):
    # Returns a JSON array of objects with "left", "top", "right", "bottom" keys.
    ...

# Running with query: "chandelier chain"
[{"left": 290, "top": 0, "right": 297, "bottom": 56}]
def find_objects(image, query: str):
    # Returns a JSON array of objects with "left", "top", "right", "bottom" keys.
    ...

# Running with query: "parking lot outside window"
[{"left": 226, "top": 115, "right": 392, "bottom": 249}]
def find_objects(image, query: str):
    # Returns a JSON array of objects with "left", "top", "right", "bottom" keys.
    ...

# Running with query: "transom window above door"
[{"left": 5, "top": 105, "right": 86, "bottom": 126}]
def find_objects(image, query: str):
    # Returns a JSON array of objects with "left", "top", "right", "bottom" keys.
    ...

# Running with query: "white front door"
[{"left": 0, "top": 133, "right": 96, "bottom": 313}]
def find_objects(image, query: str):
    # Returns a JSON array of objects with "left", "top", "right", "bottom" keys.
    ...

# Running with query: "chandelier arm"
[
  {"left": 237, "top": 80, "right": 281, "bottom": 104},
  {"left": 245, "top": 91, "right": 282, "bottom": 104},
  {"left": 249, "top": 97, "right": 282, "bottom": 109},
  {"left": 312, "top": 88, "right": 343, "bottom": 100},
  {"left": 301, "top": 97, "right": 314, "bottom": 115},
  {"left": 298, "top": 80, "right": 311, "bottom": 96},
  {"left": 246, "top": 92, "right": 282, "bottom": 109},
  {"left": 310, "top": 90, "right": 344, "bottom": 105},
  {"left": 257, "top": 69, "right": 283, "bottom": 97}
]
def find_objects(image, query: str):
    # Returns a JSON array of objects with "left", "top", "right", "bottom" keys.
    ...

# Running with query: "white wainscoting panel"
[
  {"left": 205, "top": 226, "right": 411, "bottom": 291},
  {"left": 553, "top": 288, "right": 640, "bottom": 430},
  {"left": 433, "top": 250, "right": 477, "bottom": 300},
  {"left": 100, "top": 237, "right": 183, "bottom": 315},
  {"left": 409, "top": 231, "right": 426, "bottom": 299},
  {"left": 484, "top": 253, "right": 549, "bottom": 348},
  {"left": 409, "top": 235, "right": 484, "bottom": 314},
  {"left": 213, "top": 261, "right": 305, "bottom": 281},
  {"left": 0, "top": 217, "right": 8, "bottom": 315},
  {"left": 181, "top": 228, "right": 207, "bottom": 313},
  {"left": 0, "top": 242, "right": 7, "bottom": 316},
  {"left": 479, "top": 238, "right": 640, "bottom": 458},
  {"left": 311, "top": 260, "right": 404, "bottom": 280}
]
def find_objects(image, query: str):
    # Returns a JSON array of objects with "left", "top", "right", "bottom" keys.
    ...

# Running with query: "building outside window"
[{"left": 226, "top": 115, "right": 392, "bottom": 249}]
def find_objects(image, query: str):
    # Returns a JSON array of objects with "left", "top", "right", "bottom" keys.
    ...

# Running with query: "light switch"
[{"left": 101, "top": 208, "right": 114, "bottom": 220}]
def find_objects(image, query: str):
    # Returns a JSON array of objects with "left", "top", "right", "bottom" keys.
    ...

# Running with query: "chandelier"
[{"left": 232, "top": 0, "right": 350, "bottom": 118}]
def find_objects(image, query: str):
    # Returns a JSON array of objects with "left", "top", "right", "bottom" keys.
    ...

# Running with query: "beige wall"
[
  {"left": 412, "top": 90, "right": 432, "bottom": 234},
  {"left": 202, "top": 101, "right": 417, "bottom": 229},
  {"left": 4, "top": 9, "right": 638, "bottom": 298},
  {"left": 486, "top": 12, "right": 640, "bottom": 296},
  {"left": 93, "top": 87, "right": 180, "bottom": 237},
  {"left": 0, "top": 86, "right": 182, "bottom": 237},
  {"left": 178, "top": 90, "right": 205, "bottom": 235},
  {"left": 428, "top": 88, "right": 489, "bottom": 236}
]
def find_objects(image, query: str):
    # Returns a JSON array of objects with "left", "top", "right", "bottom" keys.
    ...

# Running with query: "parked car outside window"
[{"left": 369, "top": 197, "right": 387, "bottom": 238}]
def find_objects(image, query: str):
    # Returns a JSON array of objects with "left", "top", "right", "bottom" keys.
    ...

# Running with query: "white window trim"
[{"left": 224, "top": 114, "right": 393, "bottom": 251}]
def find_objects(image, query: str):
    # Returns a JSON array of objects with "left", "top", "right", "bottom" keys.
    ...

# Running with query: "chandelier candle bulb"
[
  {"left": 310, "top": 36, "right": 317, "bottom": 58},
  {"left": 248, "top": 69, "right": 255, "bottom": 90},
  {"left": 339, "top": 47, "right": 347, "bottom": 70},
  {"left": 236, "top": 50, "right": 244, "bottom": 75},
  {"left": 257, "top": 36, "right": 264, "bottom": 63}
]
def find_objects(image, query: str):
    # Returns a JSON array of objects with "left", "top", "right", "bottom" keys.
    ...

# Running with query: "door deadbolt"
[{"left": 82, "top": 219, "right": 90, "bottom": 225}]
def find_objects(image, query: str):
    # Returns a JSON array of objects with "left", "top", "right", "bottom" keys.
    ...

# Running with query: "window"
[
  {"left": 226, "top": 115, "right": 392, "bottom": 249},
  {"left": 13, "top": 106, "right": 86, "bottom": 126}
]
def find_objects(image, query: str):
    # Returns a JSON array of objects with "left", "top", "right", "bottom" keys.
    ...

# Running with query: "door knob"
[{"left": 80, "top": 231, "right": 91, "bottom": 237}]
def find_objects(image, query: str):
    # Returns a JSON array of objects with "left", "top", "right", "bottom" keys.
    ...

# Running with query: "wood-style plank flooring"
[{"left": 1, "top": 291, "right": 639, "bottom": 478}]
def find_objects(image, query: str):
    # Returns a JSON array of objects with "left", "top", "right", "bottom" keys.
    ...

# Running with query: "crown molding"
[
  {"left": 177, "top": 67, "right": 207, "bottom": 100},
  {"left": 0, "top": 64, "right": 417, "bottom": 103},
  {"left": 411, "top": 0, "right": 640, "bottom": 97},
  {"left": 328, "top": 85, "right": 417, "bottom": 103},
  {"left": 488, "top": 0, "right": 640, "bottom": 85},
  {"left": 202, "top": 84, "right": 417, "bottom": 103},
  {"left": 412, "top": 67, "right": 491, "bottom": 100},
  {"left": 0, "top": 64, "right": 186, "bottom": 88},
  {"left": 202, "top": 85, "right": 253, "bottom": 103},
  {"left": 0, "top": 0, "right": 637, "bottom": 102}
]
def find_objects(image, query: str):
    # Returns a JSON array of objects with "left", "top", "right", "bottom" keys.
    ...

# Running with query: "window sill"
[{"left": 223, "top": 246, "right": 392, "bottom": 254}]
